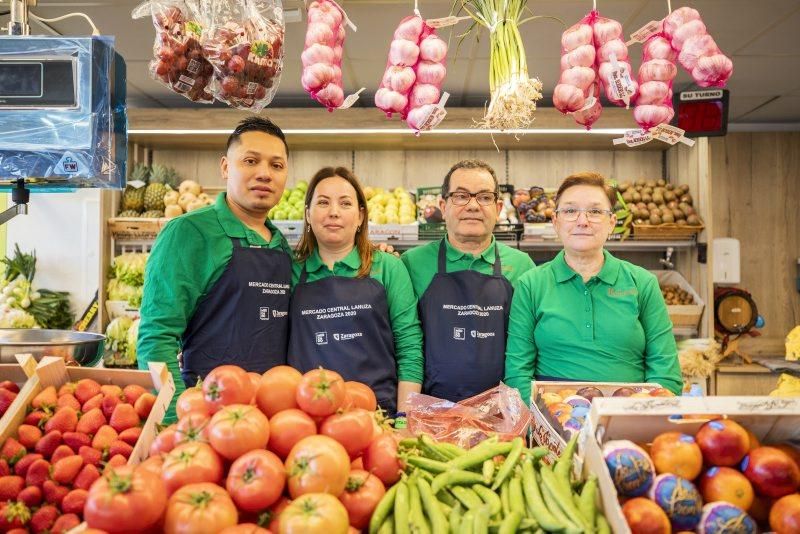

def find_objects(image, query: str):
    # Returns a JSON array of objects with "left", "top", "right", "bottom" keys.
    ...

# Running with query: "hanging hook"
[
  {"left": 667, "top": 0, "right": 672, "bottom": 15},
  {"left": 593, "top": 0, "right": 597, "bottom": 11},
  {"left": 414, "top": 0, "right": 421, "bottom": 18}
]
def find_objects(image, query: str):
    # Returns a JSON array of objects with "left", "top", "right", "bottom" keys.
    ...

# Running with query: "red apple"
[
  {"left": 695, "top": 419, "right": 750, "bottom": 467},
  {"left": 770, "top": 493, "right": 800, "bottom": 534},
  {"left": 622, "top": 497, "right": 671, "bottom": 534},
  {"left": 576, "top": 386, "right": 604, "bottom": 402},
  {"left": 741, "top": 446, "right": 800, "bottom": 498},
  {"left": 613, "top": 387, "right": 636, "bottom": 397}
]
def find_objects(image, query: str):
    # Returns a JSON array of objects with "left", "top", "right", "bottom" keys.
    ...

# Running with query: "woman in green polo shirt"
[
  {"left": 504, "top": 172, "right": 682, "bottom": 404},
  {"left": 288, "top": 167, "right": 423, "bottom": 414}
]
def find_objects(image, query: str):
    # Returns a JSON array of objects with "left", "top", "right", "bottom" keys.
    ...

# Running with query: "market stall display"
[{"left": 302, "top": 0, "right": 348, "bottom": 110}]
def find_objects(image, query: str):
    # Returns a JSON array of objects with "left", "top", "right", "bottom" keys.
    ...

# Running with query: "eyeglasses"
[
  {"left": 555, "top": 207, "right": 613, "bottom": 222},
  {"left": 445, "top": 191, "right": 499, "bottom": 206}
]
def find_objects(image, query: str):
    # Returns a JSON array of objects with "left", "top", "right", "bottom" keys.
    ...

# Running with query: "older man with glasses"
[{"left": 401, "top": 160, "right": 535, "bottom": 403}]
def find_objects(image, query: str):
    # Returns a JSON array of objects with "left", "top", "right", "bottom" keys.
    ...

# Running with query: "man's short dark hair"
[
  {"left": 226, "top": 117, "right": 288, "bottom": 154},
  {"left": 441, "top": 159, "right": 499, "bottom": 197}
]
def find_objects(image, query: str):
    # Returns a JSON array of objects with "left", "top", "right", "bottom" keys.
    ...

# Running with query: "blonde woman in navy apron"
[{"left": 288, "top": 167, "right": 423, "bottom": 414}]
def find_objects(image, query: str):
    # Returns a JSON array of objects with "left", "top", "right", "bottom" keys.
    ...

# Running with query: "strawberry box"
[{"left": 0, "top": 354, "right": 38, "bottom": 431}]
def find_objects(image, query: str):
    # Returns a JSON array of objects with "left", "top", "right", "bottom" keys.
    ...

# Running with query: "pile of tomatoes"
[{"left": 82, "top": 365, "right": 402, "bottom": 534}]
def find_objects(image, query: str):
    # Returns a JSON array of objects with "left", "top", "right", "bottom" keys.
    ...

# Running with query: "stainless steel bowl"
[{"left": 0, "top": 329, "right": 105, "bottom": 366}]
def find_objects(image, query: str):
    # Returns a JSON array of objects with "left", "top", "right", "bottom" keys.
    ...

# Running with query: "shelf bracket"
[{"left": 0, "top": 179, "right": 30, "bottom": 226}]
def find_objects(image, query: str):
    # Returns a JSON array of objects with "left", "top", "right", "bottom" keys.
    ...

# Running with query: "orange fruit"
[
  {"left": 622, "top": 497, "right": 671, "bottom": 534},
  {"left": 698, "top": 466, "right": 754, "bottom": 511},
  {"left": 770, "top": 493, "right": 800, "bottom": 534},
  {"left": 650, "top": 431, "right": 703, "bottom": 480}
]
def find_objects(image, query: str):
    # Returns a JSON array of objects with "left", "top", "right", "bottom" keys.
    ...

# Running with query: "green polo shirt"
[
  {"left": 293, "top": 248, "right": 424, "bottom": 384},
  {"left": 504, "top": 249, "right": 682, "bottom": 405},
  {"left": 400, "top": 236, "right": 535, "bottom": 298},
  {"left": 138, "top": 193, "right": 292, "bottom": 420}
]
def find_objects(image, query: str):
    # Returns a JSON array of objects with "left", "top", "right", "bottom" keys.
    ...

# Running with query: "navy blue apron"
[
  {"left": 288, "top": 264, "right": 398, "bottom": 413},
  {"left": 419, "top": 240, "right": 513, "bottom": 402},
  {"left": 181, "top": 237, "right": 291, "bottom": 386}
]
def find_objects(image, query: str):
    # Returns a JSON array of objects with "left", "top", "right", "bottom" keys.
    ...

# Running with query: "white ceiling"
[{"left": 5, "top": 0, "right": 800, "bottom": 124}]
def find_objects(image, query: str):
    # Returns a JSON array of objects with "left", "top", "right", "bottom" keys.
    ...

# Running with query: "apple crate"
[
  {"left": 530, "top": 380, "right": 662, "bottom": 462},
  {"left": 0, "top": 354, "right": 39, "bottom": 434},
  {"left": 652, "top": 270, "right": 705, "bottom": 331},
  {"left": 108, "top": 217, "right": 165, "bottom": 241},
  {"left": 582, "top": 395, "right": 800, "bottom": 533},
  {"left": 0, "top": 356, "right": 174, "bottom": 466}
]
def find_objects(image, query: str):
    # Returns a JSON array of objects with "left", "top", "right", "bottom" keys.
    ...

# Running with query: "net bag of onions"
[
  {"left": 633, "top": 32, "right": 678, "bottom": 130},
  {"left": 663, "top": 6, "right": 733, "bottom": 88},
  {"left": 553, "top": 11, "right": 602, "bottom": 129},
  {"left": 301, "top": 0, "right": 354, "bottom": 110},
  {"left": 133, "top": 0, "right": 215, "bottom": 103},
  {"left": 203, "top": 0, "right": 284, "bottom": 111}
]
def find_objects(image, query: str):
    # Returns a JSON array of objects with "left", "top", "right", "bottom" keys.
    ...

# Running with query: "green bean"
[
  {"left": 596, "top": 512, "right": 611, "bottom": 534},
  {"left": 524, "top": 447, "right": 549, "bottom": 462},
  {"left": 482, "top": 458, "right": 495, "bottom": 484},
  {"left": 554, "top": 434, "right": 578, "bottom": 495},
  {"left": 431, "top": 469, "right": 487, "bottom": 495},
  {"left": 446, "top": 438, "right": 513, "bottom": 471},
  {"left": 499, "top": 479, "right": 510, "bottom": 517},
  {"left": 540, "top": 474, "right": 582, "bottom": 534},
  {"left": 419, "top": 435, "right": 452, "bottom": 462},
  {"left": 436, "top": 488, "right": 457, "bottom": 508},
  {"left": 400, "top": 438, "right": 420, "bottom": 450},
  {"left": 406, "top": 455, "right": 449, "bottom": 474},
  {"left": 370, "top": 482, "right": 399, "bottom": 534},
  {"left": 461, "top": 510, "right": 475, "bottom": 534},
  {"left": 471, "top": 484, "right": 502, "bottom": 516},
  {"left": 394, "top": 482, "right": 411, "bottom": 534},
  {"left": 409, "top": 478, "right": 430, "bottom": 534},
  {"left": 450, "top": 486, "right": 484, "bottom": 511},
  {"left": 491, "top": 437, "right": 525, "bottom": 490},
  {"left": 473, "top": 505, "right": 490, "bottom": 534},
  {"left": 438, "top": 501, "right": 452, "bottom": 517},
  {"left": 448, "top": 503, "right": 462, "bottom": 534},
  {"left": 497, "top": 511, "right": 522, "bottom": 534},
  {"left": 438, "top": 442, "right": 466, "bottom": 457},
  {"left": 418, "top": 477, "right": 450, "bottom": 534},
  {"left": 578, "top": 474, "right": 598, "bottom": 529},
  {"left": 508, "top": 475, "right": 528, "bottom": 518},
  {"left": 378, "top": 514, "right": 395, "bottom": 534},
  {"left": 540, "top": 465, "right": 589, "bottom": 532},
  {"left": 520, "top": 459, "right": 562, "bottom": 532}
]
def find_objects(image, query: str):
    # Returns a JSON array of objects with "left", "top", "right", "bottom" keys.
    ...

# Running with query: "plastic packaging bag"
[
  {"left": 405, "top": 384, "right": 531, "bottom": 449},
  {"left": 302, "top": 0, "right": 353, "bottom": 110},
  {"left": 133, "top": 0, "right": 215, "bottom": 103},
  {"left": 203, "top": 0, "right": 284, "bottom": 111},
  {"left": 553, "top": 12, "right": 602, "bottom": 129},
  {"left": 594, "top": 14, "right": 638, "bottom": 107},
  {"left": 633, "top": 33, "right": 677, "bottom": 129},
  {"left": 663, "top": 6, "right": 733, "bottom": 88}
]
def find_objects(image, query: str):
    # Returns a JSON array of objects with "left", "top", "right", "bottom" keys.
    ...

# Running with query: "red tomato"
[
  {"left": 344, "top": 382, "right": 377, "bottom": 412},
  {"left": 296, "top": 369, "right": 346, "bottom": 418},
  {"left": 175, "top": 412, "right": 211, "bottom": 445},
  {"left": 268, "top": 409, "right": 317, "bottom": 460},
  {"left": 350, "top": 457, "right": 364, "bottom": 470},
  {"left": 219, "top": 525, "right": 270, "bottom": 534},
  {"left": 203, "top": 365, "right": 255, "bottom": 413},
  {"left": 256, "top": 366, "right": 302, "bottom": 418},
  {"left": 162, "top": 442, "right": 224, "bottom": 495},
  {"left": 176, "top": 387, "right": 209, "bottom": 419},
  {"left": 150, "top": 424, "right": 178, "bottom": 456},
  {"left": 138, "top": 455, "right": 165, "bottom": 476},
  {"left": 265, "top": 496, "right": 291, "bottom": 532},
  {"left": 362, "top": 434, "right": 401, "bottom": 485},
  {"left": 285, "top": 435, "right": 350, "bottom": 498},
  {"left": 338, "top": 469, "right": 386, "bottom": 529},
  {"left": 280, "top": 493, "right": 349, "bottom": 534},
  {"left": 320, "top": 409, "right": 374, "bottom": 459},
  {"left": 84, "top": 465, "right": 167, "bottom": 533},
  {"left": 247, "top": 373, "right": 261, "bottom": 404},
  {"left": 227, "top": 449, "right": 286, "bottom": 512},
  {"left": 164, "top": 482, "right": 237, "bottom": 534},
  {"left": 208, "top": 404, "right": 270, "bottom": 461}
]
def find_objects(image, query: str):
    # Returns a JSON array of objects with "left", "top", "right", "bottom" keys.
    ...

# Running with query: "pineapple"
[
  {"left": 144, "top": 164, "right": 169, "bottom": 211},
  {"left": 122, "top": 164, "right": 148, "bottom": 212},
  {"left": 141, "top": 210, "right": 165, "bottom": 218},
  {"left": 117, "top": 210, "right": 141, "bottom": 217}
]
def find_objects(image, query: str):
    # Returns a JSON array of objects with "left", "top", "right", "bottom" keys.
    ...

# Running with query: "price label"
[
  {"left": 338, "top": 87, "right": 366, "bottom": 110},
  {"left": 650, "top": 124, "right": 695, "bottom": 146},
  {"left": 613, "top": 129, "right": 654, "bottom": 147},
  {"left": 425, "top": 15, "right": 471, "bottom": 28},
  {"left": 626, "top": 19, "right": 663, "bottom": 46},
  {"left": 606, "top": 53, "right": 636, "bottom": 108},
  {"left": 327, "top": 0, "right": 358, "bottom": 31},
  {"left": 416, "top": 92, "right": 450, "bottom": 131}
]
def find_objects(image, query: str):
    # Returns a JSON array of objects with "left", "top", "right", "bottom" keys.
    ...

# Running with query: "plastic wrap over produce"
[
  {"left": 301, "top": 0, "right": 351, "bottom": 110},
  {"left": 663, "top": 6, "right": 733, "bottom": 87},
  {"left": 204, "top": 0, "right": 285, "bottom": 110},
  {"left": 634, "top": 33, "right": 678, "bottom": 130},
  {"left": 553, "top": 11, "right": 602, "bottom": 129},
  {"left": 133, "top": 0, "right": 215, "bottom": 103},
  {"left": 406, "top": 384, "right": 531, "bottom": 449}
]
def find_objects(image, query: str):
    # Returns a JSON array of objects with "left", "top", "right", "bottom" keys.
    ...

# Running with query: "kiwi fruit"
[
  {"left": 635, "top": 179, "right": 646, "bottom": 187},
  {"left": 676, "top": 219, "right": 687, "bottom": 226},
  {"left": 686, "top": 214, "right": 701, "bottom": 226},
  {"left": 665, "top": 183, "right": 675, "bottom": 191},
  {"left": 642, "top": 187, "right": 653, "bottom": 195},
  {"left": 618, "top": 181, "right": 631, "bottom": 192},
  {"left": 672, "top": 208, "right": 685, "bottom": 221},
  {"left": 622, "top": 191, "right": 634, "bottom": 203},
  {"left": 664, "top": 191, "right": 676, "bottom": 202},
  {"left": 652, "top": 193, "right": 664, "bottom": 205},
  {"left": 633, "top": 192, "right": 643, "bottom": 202},
  {"left": 647, "top": 202, "right": 658, "bottom": 211},
  {"left": 649, "top": 213, "right": 663, "bottom": 225},
  {"left": 667, "top": 200, "right": 678, "bottom": 209},
  {"left": 684, "top": 205, "right": 696, "bottom": 216},
  {"left": 680, "top": 193, "right": 693, "bottom": 205},
  {"left": 645, "top": 180, "right": 656, "bottom": 188},
  {"left": 662, "top": 212, "right": 675, "bottom": 223},
  {"left": 642, "top": 193, "right": 652, "bottom": 203},
  {"left": 656, "top": 178, "right": 666, "bottom": 187}
]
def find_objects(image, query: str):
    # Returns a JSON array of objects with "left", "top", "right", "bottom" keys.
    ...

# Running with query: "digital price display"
[{"left": 672, "top": 89, "right": 729, "bottom": 137}]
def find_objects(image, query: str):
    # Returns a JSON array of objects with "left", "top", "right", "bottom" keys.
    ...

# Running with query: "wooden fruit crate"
[
  {"left": 652, "top": 270, "right": 705, "bottom": 330},
  {"left": 632, "top": 222, "right": 704, "bottom": 240},
  {"left": 108, "top": 217, "right": 166, "bottom": 241},
  {"left": 0, "top": 354, "right": 39, "bottom": 433},
  {"left": 0, "top": 356, "right": 174, "bottom": 466}
]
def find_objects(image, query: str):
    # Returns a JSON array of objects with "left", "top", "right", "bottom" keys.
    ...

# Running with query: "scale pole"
[{"left": 8, "top": 0, "right": 33, "bottom": 36}]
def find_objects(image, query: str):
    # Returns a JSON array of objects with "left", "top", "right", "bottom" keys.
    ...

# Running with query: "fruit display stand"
[{"left": 582, "top": 396, "right": 800, "bottom": 533}]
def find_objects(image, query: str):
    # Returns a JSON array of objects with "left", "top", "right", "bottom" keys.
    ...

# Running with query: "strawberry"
[
  {"left": 34, "top": 430, "right": 62, "bottom": 458},
  {"left": 25, "top": 458, "right": 50, "bottom": 487},
  {"left": 81, "top": 393, "right": 103, "bottom": 412},
  {"left": 50, "top": 445, "right": 75, "bottom": 465},
  {"left": 0, "top": 475, "right": 25, "bottom": 500},
  {"left": 29, "top": 503, "right": 58, "bottom": 534},
  {"left": 79, "top": 446, "right": 102, "bottom": 467},
  {"left": 134, "top": 392, "right": 157, "bottom": 420},
  {"left": 42, "top": 480, "right": 68, "bottom": 507},
  {"left": 56, "top": 393, "right": 81, "bottom": 411},
  {"left": 0, "top": 458, "right": 10, "bottom": 477},
  {"left": 0, "top": 501, "right": 31, "bottom": 531},
  {"left": 13, "top": 453, "right": 43, "bottom": 478},
  {"left": 31, "top": 386, "right": 57, "bottom": 410},
  {"left": 76, "top": 408, "right": 106, "bottom": 435},
  {"left": 44, "top": 407, "right": 78, "bottom": 434},
  {"left": 100, "top": 384, "right": 123, "bottom": 398},
  {"left": 101, "top": 394, "right": 121, "bottom": 420},
  {"left": 62, "top": 431, "right": 91, "bottom": 453},
  {"left": 57, "top": 382, "right": 76, "bottom": 397},
  {"left": 118, "top": 426, "right": 142, "bottom": 447},
  {"left": 91, "top": 425, "right": 118, "bottom": 451},
  {"left": 16, "top": 424, "right": 43, "bottom": 450},
  {"left": 108, "top": 440, "right": 133, "bottom": 459},
  {"left": 18, "top": 485, "right": 42, "bottom": 508},
  {"left": 61, "top": 488, "right": 88, "bottom": 514},
  {"left": 123, "top": 384, "right": 148, "bottom": 405},
  {"left": 0, "top": 380, "right": 19, "bottom": 394},
  {"left": 51, "top": 513, "right": 81, "bottom": 534},
  {"left": 109, "top": 404, "right": 140, "bottom": 433},
  {"left": 1, "top": 438, "right": 26, "bottom": 466},
  {"left": 73, "top": 463, "right": 100, "bottom": 491},
  {"left": 74, "top": 379, "right": 102, "bottom": 405},
  {"left": 51, "top": 455, "right": 83, "bottom": 485},
  {"left": 6, "top": 528, "right": 27, "bottom": 534},
  {"left": 0, "top": 388, "right": 17, "bottom": 415},
  {"left": 103, "top": 454, "right": 127, "bottom": 474},
  {"left": 24, "top": 410, "right": 48, "bottom": 427}
]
